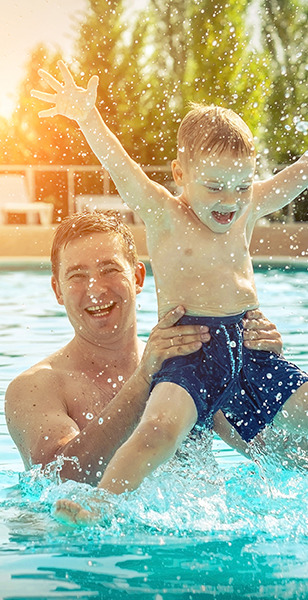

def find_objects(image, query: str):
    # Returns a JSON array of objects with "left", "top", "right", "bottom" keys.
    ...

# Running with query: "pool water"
[{"left": 0, "top": 267, "right": 307, "bottom": 599}]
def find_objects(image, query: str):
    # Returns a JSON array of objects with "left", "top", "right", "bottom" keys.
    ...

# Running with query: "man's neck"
[{"left": 68, "top": 330, "right": 142, "bottom": 375}]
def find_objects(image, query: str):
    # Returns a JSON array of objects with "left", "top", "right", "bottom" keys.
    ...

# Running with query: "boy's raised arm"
[
  {"left": 31, "top": 61, "right": 165, "bottom": 214},
  {"left": 253, "top": 152, "right": 307, "bottom": 217}
]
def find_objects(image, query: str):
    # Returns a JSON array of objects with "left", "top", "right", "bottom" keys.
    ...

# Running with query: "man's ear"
[
  {"left": 135, "top": 261, "right": 146, "bottom": 295},
  {"left": 51, "top": 275, "right": 64, "bottom": 305},
  {"left": 171, "top": 159, "right": 184, "bottom": 187}
]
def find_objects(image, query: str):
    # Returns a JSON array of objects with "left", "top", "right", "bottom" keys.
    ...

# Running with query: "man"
[{"left": 5, "top": 212, "right": 282, "bottom": 485}]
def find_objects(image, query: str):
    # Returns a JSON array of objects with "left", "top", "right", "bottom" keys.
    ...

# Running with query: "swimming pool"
[{"left": 0, "top": 266, "right": 307, "bottom": 599}]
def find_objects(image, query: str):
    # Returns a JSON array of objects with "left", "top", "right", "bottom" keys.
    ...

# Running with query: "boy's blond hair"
[{"left": 177, "top": 103, "right": 256, "bottom": 165}]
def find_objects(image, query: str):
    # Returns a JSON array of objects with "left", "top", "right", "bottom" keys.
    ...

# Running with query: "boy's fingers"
[
  {"left": 38, "top": 107, "right": 58, "bottom": 118},
  {"left": 57, "top": 60, "right": 75, "bottom": 85},
  {"left": 38, "top": 69, "right": 63, "bottom": 92},
  {"left": 31, "top": 90, "right": 56, "bottom": 103},
  {"left": 87, "top": 75, "right": 99, "bottom": 94}
]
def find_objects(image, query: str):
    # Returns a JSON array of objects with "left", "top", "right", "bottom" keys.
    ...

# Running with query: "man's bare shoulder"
[{"left": 5, "top": 346, "right": 69, "bottom": 404}]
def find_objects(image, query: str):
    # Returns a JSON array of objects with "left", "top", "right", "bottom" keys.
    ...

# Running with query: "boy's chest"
[{"left": 148, "top": 214, "right": 250, "bottom": 273}]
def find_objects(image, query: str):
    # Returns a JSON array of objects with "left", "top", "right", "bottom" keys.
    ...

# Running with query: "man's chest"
[{"left": 62, "top": 371, "right": 126, "bottom": 430}]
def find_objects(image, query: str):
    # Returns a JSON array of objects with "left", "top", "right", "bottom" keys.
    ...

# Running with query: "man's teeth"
[{"left": 87, "top": 302, "right": 114, "bottom": 313}]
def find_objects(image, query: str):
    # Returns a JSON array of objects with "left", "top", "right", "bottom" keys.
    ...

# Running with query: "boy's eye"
[
  {"left": 205, "top": 184, "right": 223, "bottom": 192},
  {"left": 236, "top": 184, "right": 252, "bottom": 192}
]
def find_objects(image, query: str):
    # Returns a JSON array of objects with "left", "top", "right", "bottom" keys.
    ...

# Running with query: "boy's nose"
[{"left": 218, "top": 193, "right": 237, "bottom": 207}]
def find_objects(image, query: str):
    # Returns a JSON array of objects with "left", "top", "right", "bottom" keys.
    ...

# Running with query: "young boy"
[{"left": 32, "top": 61, "right": 307, "bottom": 523}]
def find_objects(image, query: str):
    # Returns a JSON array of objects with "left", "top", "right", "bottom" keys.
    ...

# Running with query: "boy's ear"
[
  {"left": 171, "top": 159, "right": 184, "bottom": 186},
  {"left": 51, "top": 275, "right": 64, "bottom": 305},
  {"left": 135, "top": 261, "right": 146, "bottom": 295}
]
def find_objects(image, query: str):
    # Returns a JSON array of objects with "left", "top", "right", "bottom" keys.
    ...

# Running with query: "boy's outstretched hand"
[{"left": 31, "top": 60, "right": 98, "bottom": 122}]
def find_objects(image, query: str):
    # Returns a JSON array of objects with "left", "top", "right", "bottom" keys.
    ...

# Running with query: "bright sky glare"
[{"left": 0, "top": 0, "right": 145, "bottom": 120}]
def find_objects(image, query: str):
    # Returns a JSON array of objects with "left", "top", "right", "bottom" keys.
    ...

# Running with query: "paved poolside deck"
[{"left": 0, "top": 222, "right": 307, "bottom": 268}]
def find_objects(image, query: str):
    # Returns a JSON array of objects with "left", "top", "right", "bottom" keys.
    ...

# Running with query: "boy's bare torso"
[{"left": 144, "top": 194, "right": 258, "bottom": 318}]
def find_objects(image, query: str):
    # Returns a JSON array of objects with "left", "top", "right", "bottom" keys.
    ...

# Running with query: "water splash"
[
  {"left": 3, "top": 429, "right": 304, "bottom": 544},
  {"left": 0, "top": 432, "right": 307, "bottom": 598}
]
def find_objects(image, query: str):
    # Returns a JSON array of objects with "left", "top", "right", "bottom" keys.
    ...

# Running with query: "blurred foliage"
[
  {"left": 0, "top": 0, "right": 306, "bottom": 219},
  {"left": 257, "top": 0, "right": 307, "bottom": 162}
]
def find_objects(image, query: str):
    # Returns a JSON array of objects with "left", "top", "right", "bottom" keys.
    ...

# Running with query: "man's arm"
[
  {"left": 242, "top": 308, "right": 283, "bottom": 354},
  {"left": 5, "top": 307, "right": 209, "bottom": 485},
  {"left": 253, "top": 152, "right": 307, "bottom": 217},
  {"left": 31, "top": 61, "right": 167, "bottom": 218}
]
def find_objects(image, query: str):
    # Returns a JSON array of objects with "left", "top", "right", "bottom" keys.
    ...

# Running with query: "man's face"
[{"left": 52, "top": 232, "right": 144, "bottom": 346}]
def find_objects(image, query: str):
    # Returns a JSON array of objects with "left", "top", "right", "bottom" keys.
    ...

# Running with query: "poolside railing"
[{"left": 0, "top": 163, "right": 299, "bottom": 223}]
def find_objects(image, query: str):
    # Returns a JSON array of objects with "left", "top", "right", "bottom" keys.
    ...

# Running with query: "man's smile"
[{"left": 85, "top": 301, "right": 115, "bottom": 316}]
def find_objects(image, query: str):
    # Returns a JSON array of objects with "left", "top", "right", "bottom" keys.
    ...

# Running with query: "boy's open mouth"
[
  {"left": 211, "top": 210, "right": 235, "bottom": 224},
  {"left": 85, "top": 301, "right": 115, "bottom": 317}
]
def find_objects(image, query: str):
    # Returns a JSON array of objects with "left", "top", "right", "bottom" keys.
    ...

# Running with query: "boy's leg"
[
  {"left": 272, "top": 381, "right": 308, "bottom": 434},
  {"left": 252, "top": 382, "right": 308, "bottom": 470},
  {"left": 97, "top": 382, "right": 198, "bottom": 494}
]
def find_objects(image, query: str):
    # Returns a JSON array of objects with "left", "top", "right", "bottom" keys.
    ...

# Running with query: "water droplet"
[
  {"left": 295, "top": 120, "right": 308, "bottom": 134},
  {"left": 86, "top": 412, "right": 94, "bottom": 420}
]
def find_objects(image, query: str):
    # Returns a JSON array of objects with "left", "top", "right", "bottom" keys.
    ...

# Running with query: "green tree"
[
  {"left": 257, "top": 0, "right": 307, "bottom": 162},
  {"left": 74, "top": 0, "right": 150, "bottom": 164},
  {"left": 122, "top": 0, "right": 271, "bottom": 165},
  {"left": 4, "top": 0, "right": 307, "bottom": 219}
]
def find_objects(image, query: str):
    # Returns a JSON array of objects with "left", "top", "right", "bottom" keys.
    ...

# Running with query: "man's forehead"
[{"left": 58, "top": 232, "right": 125, "bottom": 267}]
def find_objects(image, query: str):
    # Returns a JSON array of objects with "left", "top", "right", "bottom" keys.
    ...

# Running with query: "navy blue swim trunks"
[{"left": 150, "top": 314, "right": 308, "bottom": 442}]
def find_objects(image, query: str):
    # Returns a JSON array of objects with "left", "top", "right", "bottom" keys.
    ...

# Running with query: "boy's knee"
[
  {"left": 136, "top": 415, "right": 179, "bottom": 452},
  {"left": 273, "top": 382, "right": 308, "bottom": 432}
]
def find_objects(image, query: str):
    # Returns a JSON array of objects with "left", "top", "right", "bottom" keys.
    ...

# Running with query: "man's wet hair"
[{"left": 51, "top": 210, "right": 138, "bottom": 278}]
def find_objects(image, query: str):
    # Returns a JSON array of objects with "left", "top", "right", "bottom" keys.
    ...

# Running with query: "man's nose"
[{"left": 87, "top": 275, "right": 108, "bottom": 297}]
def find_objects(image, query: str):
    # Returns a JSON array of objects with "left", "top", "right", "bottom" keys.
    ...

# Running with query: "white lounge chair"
[
  {"left": 0, "top": 174, "right": 53, "bottom": 225},
  {"left": 75, "top": 194, "right": 142, "bottom": 223}
]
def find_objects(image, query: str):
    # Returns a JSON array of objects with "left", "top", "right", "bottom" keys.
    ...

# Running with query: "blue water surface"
[{"left": 0, "top": 266, "right": 307, "bottom": 600}]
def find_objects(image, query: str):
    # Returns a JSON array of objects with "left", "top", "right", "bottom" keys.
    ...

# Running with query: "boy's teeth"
[{"left": 212, "top": 210, "right": 235, "bottom": 223}]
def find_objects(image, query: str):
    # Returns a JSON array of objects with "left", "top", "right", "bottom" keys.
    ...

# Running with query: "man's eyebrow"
[
  {"left": 64, "top": 260, "right": 120, "bottom": 276},
  {"left": 64, "top": 264, "right": 88, "bottom": 276}
]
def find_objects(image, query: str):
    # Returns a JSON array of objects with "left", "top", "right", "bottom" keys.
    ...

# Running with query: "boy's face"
[{"left": 173, "top": 151, "right": 255, "bottom": 234}]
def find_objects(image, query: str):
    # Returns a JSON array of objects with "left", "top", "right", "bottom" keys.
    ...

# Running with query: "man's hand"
[
  {"left": 31, "top": 60, "right": 98, "bottom": 122},
  {"left": 243, "top": 309, "right": 283, "bottom": 355},
  {"left": 139, "top": 306, "right": 210, "bottom": 384}
]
